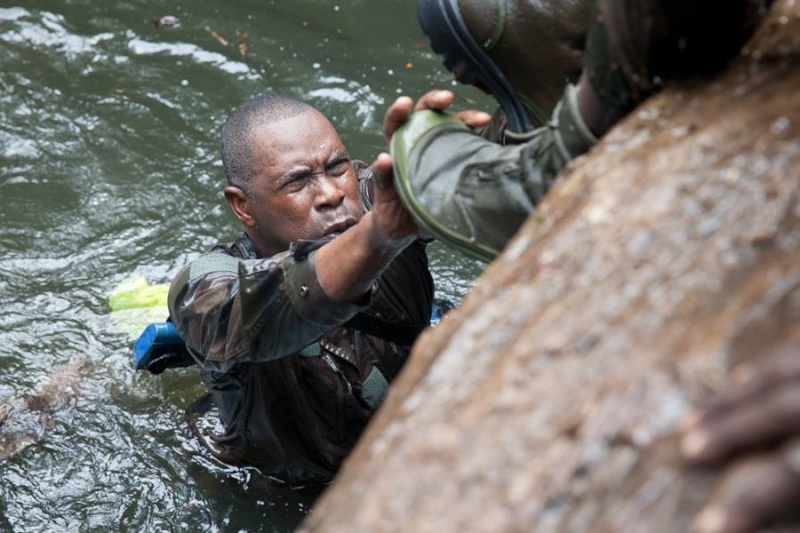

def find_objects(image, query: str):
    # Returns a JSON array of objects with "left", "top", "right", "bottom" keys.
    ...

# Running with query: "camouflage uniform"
[
  {"left": 392, "top": 0, "right": 766, "bottom": 263},
  {"left": 168, "top": 169, "right": 434, "bottom": 486},
  {"left": 391, "top": 83, "right": 597, "bottom": 262}
]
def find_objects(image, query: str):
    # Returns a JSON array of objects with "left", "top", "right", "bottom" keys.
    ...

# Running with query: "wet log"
[{"left": 301, "top": 2, "right": 800, "bottom": 531}]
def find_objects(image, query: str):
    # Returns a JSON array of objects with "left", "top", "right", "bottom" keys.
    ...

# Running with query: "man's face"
[{"left": 238, "top": 109, "right": 364, "bottom": 256}]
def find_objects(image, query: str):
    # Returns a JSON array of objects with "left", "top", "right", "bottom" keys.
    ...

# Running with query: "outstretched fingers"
[
  {"left": 368, "top": 152, "right": 420, "bottom": 246},
  {"left": 453, "top": 109, "right": 493, "bottom": 130},
  {"left": 383, "top": 89, "right": 491, "bottom": 142},
  {"left": 413, "top": 90, "right": 491, "bottom": 127},
  {"left": 383, "top": 96, "right": 414, "bottom": 143},
  {"left": 371, "top": 152, "right": 394, "bottom": 191},
  {"left": 384, "top": 91, "right": 453, "bottom": 142}
]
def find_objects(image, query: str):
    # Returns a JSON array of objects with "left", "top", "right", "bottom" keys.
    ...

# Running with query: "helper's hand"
[
  {"left": 383, "top": 90, "right": 491, "bottom": 142},
  {"left": 681, "top": 343, "right": 800, "bottom": 533}
]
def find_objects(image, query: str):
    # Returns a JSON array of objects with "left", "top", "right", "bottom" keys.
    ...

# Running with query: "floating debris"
[
  {"left": 0, "top": 363, "right": 91, "bottom": 460},
  {"left": 108, "top": 276, "right": 169, "bottom": 340},
  {"left": 204, "top": 26, "right": 228, "bottom": 47},
  {"left": 237, "top": 32, "right": 248, "bottom": 61},
  {"left": 0, "top": 403, "right": 12, "bottom": 427},
  {"left": 153, "top": 15, "right": 180, "bottom": 28}
]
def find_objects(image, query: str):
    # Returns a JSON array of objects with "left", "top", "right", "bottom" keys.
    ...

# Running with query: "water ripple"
[{"left": 128, "top": 38, "right": 253, "bottom": 76}]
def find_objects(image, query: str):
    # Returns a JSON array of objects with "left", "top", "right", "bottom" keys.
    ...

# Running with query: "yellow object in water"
[
  {"left": 108, "top": 276, "right": 169, "bottom": 312},
  {"left": 108, "top": 276, "right": 170, "bottom": 339}
]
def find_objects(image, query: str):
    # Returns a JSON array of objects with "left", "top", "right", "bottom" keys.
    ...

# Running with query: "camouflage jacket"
[
  {"left": 391, "top": 83, "right": 598, "bottom": 262},
  {"left": 168, "top": 194, "right": 433, "bottom": 485}
]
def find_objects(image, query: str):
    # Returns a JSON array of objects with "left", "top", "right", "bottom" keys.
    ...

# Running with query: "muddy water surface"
[{"left": 0, "top": 1, "right": 488, "bottom": 530}]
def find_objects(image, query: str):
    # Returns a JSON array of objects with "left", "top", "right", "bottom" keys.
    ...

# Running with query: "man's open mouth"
[{"left": 323, "top": 219, "right": 356, "bottom": 237}]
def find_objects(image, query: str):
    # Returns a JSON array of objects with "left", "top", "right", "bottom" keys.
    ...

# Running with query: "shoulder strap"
[
  {"left": 345, "top": 312, "right": 427, "bottom": 347},
  {"left": 188, "top": 253, "right": 239, "bottom": 279}
]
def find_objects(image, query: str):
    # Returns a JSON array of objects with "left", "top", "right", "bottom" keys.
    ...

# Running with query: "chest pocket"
[
  {"left": 359, "top": 366, "right": 389, "bottom": 411},
  {"left": 298, "top": 341, "right": 389, "bottom": 412}
]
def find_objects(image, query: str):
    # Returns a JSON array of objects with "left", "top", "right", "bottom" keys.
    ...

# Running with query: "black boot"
[{"left": 417, "top": 0, "right": 590, "bottom": 134}]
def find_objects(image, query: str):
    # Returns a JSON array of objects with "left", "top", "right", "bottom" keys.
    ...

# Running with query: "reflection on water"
[{"left": 0, "top": 0, "right": 487, "bottom": 531}]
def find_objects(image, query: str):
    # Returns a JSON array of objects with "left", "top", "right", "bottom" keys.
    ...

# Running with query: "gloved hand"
[{"left": 582, "top": 0, "right": 771, "bottom": 115}]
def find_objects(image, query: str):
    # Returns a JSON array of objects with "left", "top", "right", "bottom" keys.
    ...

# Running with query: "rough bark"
[{"left": 301, "top": 2, "right": 800, "bottom": 531}]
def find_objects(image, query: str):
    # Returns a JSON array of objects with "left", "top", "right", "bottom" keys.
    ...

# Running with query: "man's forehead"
[
  {"left": 255, "top": 107, "right": 327, "bottom": 133},
  {"left": 248, "top": 110, "right": 347, "bottom": 175},
  {"left": 251, "top": 110, "right": 342, "bottom": 146}
]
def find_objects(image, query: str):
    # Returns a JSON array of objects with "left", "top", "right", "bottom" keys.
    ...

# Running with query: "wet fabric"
[
  {"left": 169, "top": 170, "right": 434, "bottom": 485},
  {"left": 391, "top": 83, "right": 597, "bottom": 262}
]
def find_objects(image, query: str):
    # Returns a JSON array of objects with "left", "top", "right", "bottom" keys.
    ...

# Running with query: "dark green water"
[{"left": 0, "top": 0, "right": 489, "bottom": 531}]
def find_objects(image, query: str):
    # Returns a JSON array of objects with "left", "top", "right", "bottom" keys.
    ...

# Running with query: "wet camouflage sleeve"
[
  {"left": 168, "top": 243, "right": 368, "bottom": 371},
  {"left": 391, "top": 83, "right": 597, "bottom": 262}
]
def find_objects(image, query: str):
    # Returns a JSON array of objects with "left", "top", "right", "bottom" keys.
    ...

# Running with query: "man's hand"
[
  {"left": 681, "top": 343, "right": 800, "bottom": 533},
  {"left": 383, "top": 90, "right": 492, "bottom": 143},
  {"left": 315, "top": 153, "right": 423, "bottom": 303},
  {"left": 367, "top": 152, "right": 423, "bottom": 250}
]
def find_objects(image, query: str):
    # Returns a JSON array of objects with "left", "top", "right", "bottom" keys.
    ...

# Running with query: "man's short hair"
[{"left": 220, "top": 93, "right": 314, "bottom": 196}]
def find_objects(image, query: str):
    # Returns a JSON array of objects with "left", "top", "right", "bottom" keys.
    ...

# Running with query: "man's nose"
[{"left": 314, "top": 175, "right": 346, "bottom": 210}]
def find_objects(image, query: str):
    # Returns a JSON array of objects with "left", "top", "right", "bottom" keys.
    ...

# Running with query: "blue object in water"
[
  {"left": 430, "top": 298, "right": 454, "bottom": 327},
  {"left": 133, "top": 301, "right": 455, "bottom": 374},
  {"left": 133, "top": 321, "right": 194, "bottom": 374},
  {"left": 430, "top": 303, "right": 442, "bottom": 327}
]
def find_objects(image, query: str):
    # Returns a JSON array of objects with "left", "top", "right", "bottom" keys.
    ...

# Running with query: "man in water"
[{"left": 167, "top": 94, "right": 434, "bottom": 485}]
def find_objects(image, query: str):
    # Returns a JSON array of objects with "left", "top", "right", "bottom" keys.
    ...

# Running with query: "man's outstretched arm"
[
  {"left": 169, "top": 153, "right": 425, "bottom": 367},
  {"left": 315, "top": 153, "right": 423, "bottom": 303}
]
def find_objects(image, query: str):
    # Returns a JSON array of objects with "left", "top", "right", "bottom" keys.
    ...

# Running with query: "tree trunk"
[{"left": 301, "top": 2, "right": 800, "bottom": 531}]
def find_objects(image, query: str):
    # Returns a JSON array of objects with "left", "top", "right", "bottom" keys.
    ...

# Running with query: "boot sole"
[{"left": 417, "top": 0, "right": 534, "bottom": 133}]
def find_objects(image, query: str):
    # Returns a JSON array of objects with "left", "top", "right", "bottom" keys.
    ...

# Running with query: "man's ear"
[{"left": 224, "top": 186, "right": 256, "bottom": 228}]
